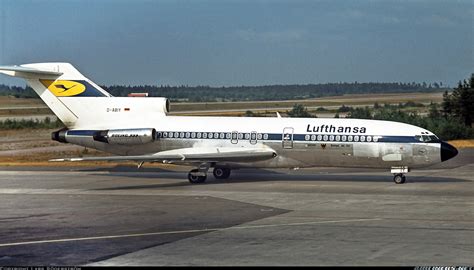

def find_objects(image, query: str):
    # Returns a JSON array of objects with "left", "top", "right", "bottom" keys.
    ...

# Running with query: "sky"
[{"left": 0, "top": 0, "right": 472, "bottom": 87}]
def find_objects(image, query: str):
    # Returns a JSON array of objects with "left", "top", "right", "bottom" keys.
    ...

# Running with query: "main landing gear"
[
  {"left": 212, "top": 167, "right": 231, "bottom": 180},
  {"left": 187, "top": 165, "right": 231, "bottom": 184},
  {"left": 391, "top": 166, "right": 409, "bottom": 184}
]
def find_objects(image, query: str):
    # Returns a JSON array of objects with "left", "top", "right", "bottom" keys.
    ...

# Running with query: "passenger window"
[
  {"left": 342, "top": 135, "right": 346, "bottom": 141},
  {"left": 305, "top": 135, "right": 310, "bottom": 141},
  {"left": 323, "top": 135, "right": 328, "bottom": 141},
  {"left": 263, "top": 134, "right": 269, "bottom": 140},
  {"left": 329, "top": 135, "right": 334, "bottom": 141},
  {"left": 354, "top": 136, "right": 359, "bottom": 142},
  {"left": 336, "top": 135, "right": 340, "bottom": 141},
  {"left": 348, "top": 135, "right": 353, "bottom": 141},
  {"left": 367, "top": 136, "right": 372, "bottom": 142},
  {"left": 311, "top": 135, "right": 316, "bottom": 141},
  {"left": 361, "top": 136, "right": 365, "bottom": 142},
  {"left": 317, "top": 135, "right": 322, "bottom": 141}
]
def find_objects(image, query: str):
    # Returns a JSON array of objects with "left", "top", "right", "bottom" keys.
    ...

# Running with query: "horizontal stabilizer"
[
  {"left": 0, "top": 65, "right": 63, "bottom": 77},
  {"left": 50, "top": 147, "right": 277, "bottom": 163}
]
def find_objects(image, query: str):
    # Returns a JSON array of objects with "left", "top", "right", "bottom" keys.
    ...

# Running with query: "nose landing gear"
[
  {"left": 393, "top": 173, "right": 406, "bottom": 184},
  {"left": 391, "top": 166, "right": 409, "bottom": 184}
]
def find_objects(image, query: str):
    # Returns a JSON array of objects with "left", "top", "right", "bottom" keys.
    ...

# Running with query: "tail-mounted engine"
[
  {"left": 52, "top": 128, "right": 157, "bottom": 145},
  {"left": 93, "top": 128, "right": 156, "bottom": 145}
]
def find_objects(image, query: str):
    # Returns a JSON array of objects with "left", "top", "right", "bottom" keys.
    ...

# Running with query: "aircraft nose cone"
[{"left": 441, "top": 141, "right": 458, "bottom": 162}]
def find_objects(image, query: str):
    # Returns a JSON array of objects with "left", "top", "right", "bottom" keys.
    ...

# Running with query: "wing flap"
[{"left": 50, "top": 147, "right": 277, "bottom": 163}]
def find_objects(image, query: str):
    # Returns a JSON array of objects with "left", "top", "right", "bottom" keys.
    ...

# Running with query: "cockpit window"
[{"left": 415, "top": 134, "right": 439, "bottom": 142}]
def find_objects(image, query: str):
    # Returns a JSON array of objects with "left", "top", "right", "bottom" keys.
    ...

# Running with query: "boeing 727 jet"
[{"left": 0, "top": 63, "right": 458, "bottom": 184}]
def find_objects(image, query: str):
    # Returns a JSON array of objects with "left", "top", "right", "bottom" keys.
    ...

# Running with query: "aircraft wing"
[{"left": 50, "top": 147, "right": 277, "bottom": 163}]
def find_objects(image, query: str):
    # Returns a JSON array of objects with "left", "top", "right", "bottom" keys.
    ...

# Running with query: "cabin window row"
[
  {"left": 158, "top": 132, "right": 270, "bottom": 140},
  {"left": 304, "top": 134, "right": 379, "bottom": 142}
]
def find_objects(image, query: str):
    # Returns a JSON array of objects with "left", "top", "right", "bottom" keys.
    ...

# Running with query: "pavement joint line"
[{"left": 0, "top": 218, "right": 381, "bottom": 247}]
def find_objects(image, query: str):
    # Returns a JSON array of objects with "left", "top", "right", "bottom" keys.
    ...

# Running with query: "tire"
[
  {"left": 213, "top": 167, "right": 231, "bottom": 179},
  {"left": 393, "top": 174, "right": 406, "bottom": 184},
  {"left": 188, "top": 169, "right": 207, "bottom": 184}
]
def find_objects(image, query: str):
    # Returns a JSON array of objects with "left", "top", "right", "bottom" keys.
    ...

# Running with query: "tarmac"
[{"left": 0, "top": 149, "right": 472, "bottom": 266}]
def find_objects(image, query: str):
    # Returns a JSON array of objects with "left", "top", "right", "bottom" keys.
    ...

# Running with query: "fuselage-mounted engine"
[
  {"left": 93, "top": 128, "right": 156, "bottom": 145},
  {"left": 52, "top": 128, "right": 157, "bottom": 146}
]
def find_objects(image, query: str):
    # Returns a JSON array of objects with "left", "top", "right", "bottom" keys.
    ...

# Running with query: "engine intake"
[{"left": 93, "top": 128, "right": 156, "bottom": 145}]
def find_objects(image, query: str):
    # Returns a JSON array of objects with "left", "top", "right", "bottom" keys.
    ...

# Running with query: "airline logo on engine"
[{"left": 40, "top": 80, "right": 87, "bottom": 97}]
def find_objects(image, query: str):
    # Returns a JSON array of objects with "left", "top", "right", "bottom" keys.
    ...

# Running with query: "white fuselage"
[{"left": 64, "top": 115, "right": 443, "bottom": 169}]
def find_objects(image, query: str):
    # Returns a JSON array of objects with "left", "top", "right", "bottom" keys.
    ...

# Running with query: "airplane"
[{"left": 0, "top": 63, "right": 458, "bottom": 184}]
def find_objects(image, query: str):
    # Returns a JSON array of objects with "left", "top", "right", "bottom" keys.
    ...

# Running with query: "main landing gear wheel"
[
  {"left": 188, "top": 169, "right": 207, "bottom": 184},
  {"left": 213, "top": 167, "right": 231, "bottom": 179},
  {"left": 393, "top": 173, "right": 406, "bottom": 184}
]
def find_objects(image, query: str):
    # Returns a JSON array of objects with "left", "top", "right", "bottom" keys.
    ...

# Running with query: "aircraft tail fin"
[{"left": 0, "top": 63, "right": 112, "bottom": 127}]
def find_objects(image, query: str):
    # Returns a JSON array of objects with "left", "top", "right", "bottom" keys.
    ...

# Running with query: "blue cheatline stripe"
[
  {"left": 66, "top": 129, "right": 422, "bottom": 144},
  {"left": 67, "top": 130, "right": 97, "bottom": 136}
]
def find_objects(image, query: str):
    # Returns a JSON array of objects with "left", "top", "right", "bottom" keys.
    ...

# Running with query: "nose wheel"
[
  {"left": 391, "top": 166, "right": 409, "bottom": 184},
  {"left": 393, "top": 173, "right": 406, "bottom": 184}
]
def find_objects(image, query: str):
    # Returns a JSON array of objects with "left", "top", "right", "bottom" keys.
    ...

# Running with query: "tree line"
[{"left": 0, "top": 81, "right": 445, "bottom": 102}]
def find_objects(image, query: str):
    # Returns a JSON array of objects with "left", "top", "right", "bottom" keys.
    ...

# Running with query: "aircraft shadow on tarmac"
[{"left": 91, "top": 168, "right": 468, "bottom": 191}]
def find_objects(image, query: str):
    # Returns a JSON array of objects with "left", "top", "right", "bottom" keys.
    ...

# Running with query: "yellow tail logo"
[{"left": 40, "top": 80, "right": 86, "bottom": 97}]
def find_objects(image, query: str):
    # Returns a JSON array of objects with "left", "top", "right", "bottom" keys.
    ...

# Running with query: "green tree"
[
  {"left": 287, "top": 104, "right": 313, "bottom": 118},
  {"left": 443, "top": 74, "right": 474, "bottom": 126},
  {"left": 347, "top": 107, "right": 372, "bottom": 119}
]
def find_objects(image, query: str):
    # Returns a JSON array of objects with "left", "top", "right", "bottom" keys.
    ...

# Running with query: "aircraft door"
[
  {"left": 282, "top": 127, "right": 294, "bottom": 149},
  {"left": 231, "top": 131, "right": 238, "bottom": 144},
  {"left": 250, "top": 131, "right": 257, "bottom": 144}
]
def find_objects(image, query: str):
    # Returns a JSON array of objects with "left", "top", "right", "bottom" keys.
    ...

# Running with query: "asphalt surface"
[{"left": 0, "top": 149, "right": 472, "bottom": 266}]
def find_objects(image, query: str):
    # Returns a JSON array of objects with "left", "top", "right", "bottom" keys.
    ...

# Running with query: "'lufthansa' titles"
[{"left": 307, "top": 124, "right": 367, "bottom": 134}]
